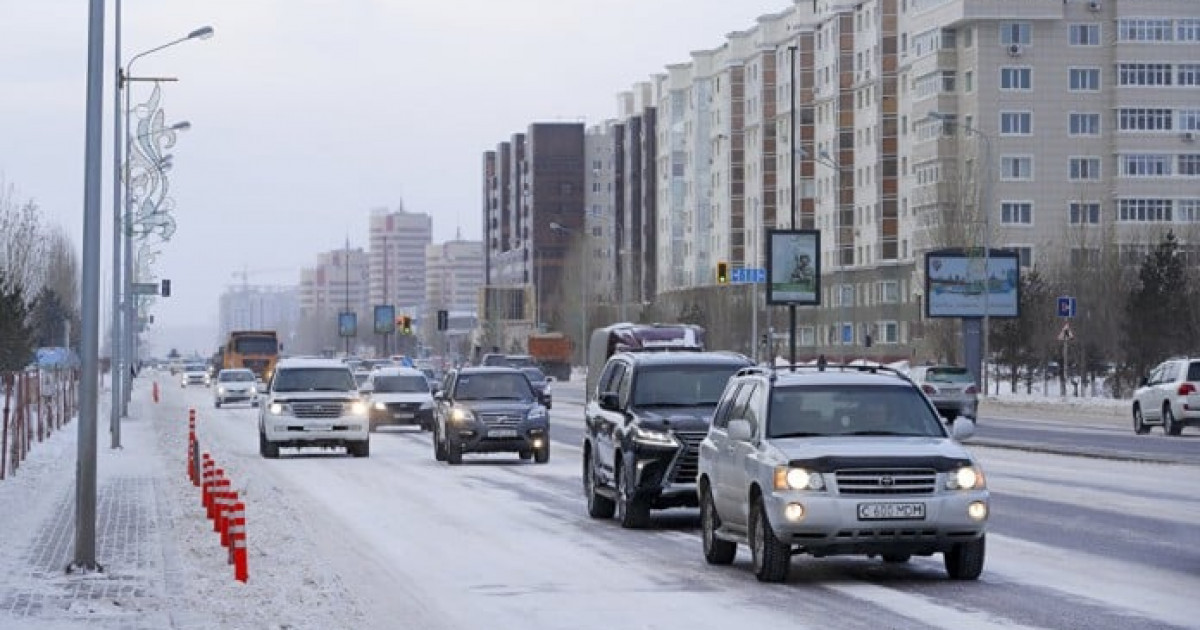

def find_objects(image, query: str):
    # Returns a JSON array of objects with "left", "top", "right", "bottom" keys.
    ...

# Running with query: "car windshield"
[
  {"left": 924, "top": 367, "right": 974, "bottom": 384},
  {"left": 632, "top": 364, "right": 746, "bottom": 407},
  {"left": 767, "top": 385, "right": 946, "bottom": 438},
  {"left": 185, "top": 364, "right": 206, "bottom": 372},
  {"left": 372, "top": 375, "right": 430, "bottom": 393},
  {"left": 272, "top": 368, "right": 355, "bottom": 392},
  {"left": 233, "top": 337, "right": 278, "bottom": 355},
  {"left": 520, "top": 367, "right": 547, "bottom": 384},
  {"left": 219, "top": 371, "right": 255, "bottom": 382},
  {"left": 454, "top": 373, "right": 534, "bottom": 401}
]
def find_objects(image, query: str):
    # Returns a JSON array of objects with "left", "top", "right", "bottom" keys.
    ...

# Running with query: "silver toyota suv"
[
  {"left": 258, "top": 357, "right": 371, "bottom": 458},
  {"left": 697, "top": 363, "right": 988, "bottom": 583}
]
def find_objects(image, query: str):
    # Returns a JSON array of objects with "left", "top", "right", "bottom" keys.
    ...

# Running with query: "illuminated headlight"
[
  {"left": 217, "top": 386, "right": 226, "bottom": 395},
  {"left": 774, "top": 467, "right": 826, "bottom": 491},
  {"left": 451, "top": 407, "right": 475, "bottom": 422},
  {"left": 249, "top": 387, "right": 257, "bottom": 395},
  {"left": 947, "top": 466, "right": 985, "bottom": 490},
  {"left": 632, "top": 426, "right": 678, "bottom": 447},
  {"left": 968, "top": 501, "right": 988, "bottom": 521},
  {"left": 269, "top": 403, "right": 285, "bottom": 415},
  {"left": 349, "top": 401, "right": 368, "bottom": 416},
  {"left": 373, "top": 401, "right": 386, "bottom": 411},
  {"left": 784, "top": 502, "right": 806, "bottom": 521}
]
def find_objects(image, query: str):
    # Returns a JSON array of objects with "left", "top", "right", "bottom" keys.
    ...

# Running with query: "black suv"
[
  {"left": 433, "top": 366, "right": 550, "bottom": 465},
  {"left": 582, "top": 351, "right": 752, "bottom": 528}
]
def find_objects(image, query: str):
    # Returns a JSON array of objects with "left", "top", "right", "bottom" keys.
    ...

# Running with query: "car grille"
[
  {"left": 668, "top": 430, "right": 707, "bottom": 485},
  {"left": 835, "top": 468, "right": 937, "bottom": 495},
  {"left": 291, "top": 402, "right": 345, "bottom": 419},
  {"left": 478, "top": 412, "right": 523, "bottom": 430},
  {"left": 385, "top": 402, "right": 423, "bottom": 413}
]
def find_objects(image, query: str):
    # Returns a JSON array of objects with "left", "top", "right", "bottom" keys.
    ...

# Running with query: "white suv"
[
  {"left": 1132, "top": 357, "right": 1200, "bottom": 436},
  {"left": 258, "top": 358, "right": 370, "bottom": 458}
]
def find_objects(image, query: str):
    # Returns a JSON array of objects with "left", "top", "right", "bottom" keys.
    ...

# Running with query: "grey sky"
[{"left": 1, "top": 0, "right": 791, "bottom": 353}]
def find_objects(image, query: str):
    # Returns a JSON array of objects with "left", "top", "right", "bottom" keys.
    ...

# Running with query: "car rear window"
[
  {"left": 926, "top": 367, "right": 974, "bottom": 383},
  {"left": 1188, "top": 362, "right": 1200, "bottom": 382}
]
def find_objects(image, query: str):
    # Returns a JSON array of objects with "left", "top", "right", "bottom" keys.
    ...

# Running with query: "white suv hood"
[{"left": 770, "top": 436, "right": 972, "bottom": 462}]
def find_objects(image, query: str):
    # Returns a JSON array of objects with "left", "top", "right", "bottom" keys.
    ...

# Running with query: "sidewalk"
[{"left": 0, "top": 378, "right": 206, "bottom": 630}]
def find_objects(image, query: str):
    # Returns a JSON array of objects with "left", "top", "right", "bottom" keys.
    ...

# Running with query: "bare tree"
[{"left": 0, "top": 175, "right": 47, "bottom": 297}]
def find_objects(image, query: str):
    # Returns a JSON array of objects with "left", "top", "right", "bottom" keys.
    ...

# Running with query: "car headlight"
[
  {"left": 249, "top": 387, "right": 257, "bottom": 395},
  {"left": 373, "top": 401, "right": 386, "bottom": 411},
  {"left": 947, "top": 466, "right": 985, "bottom": 490},
  {"left": 350, "top": 401, "right": 368, "bottom": 416},
  {"left": 217, "top": 386, "right": 226, "bottom": 395},
  {"left": 451, "top": 407, "right": 475, "bottom": 422},
  {"left": 773, "top": 466, "right": 826, "bottom": 491},
  {"left": 632, "top": 426, "right": 678, "bottom": 447},
  {"left": 269, "top": 402, "right": 285, "bottom": 415}
]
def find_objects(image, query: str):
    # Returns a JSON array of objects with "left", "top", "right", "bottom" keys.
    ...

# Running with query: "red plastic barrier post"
[
  {"left": 208, "top": 469, "right": 225, "bottom": 520},
  {"left": 201, "top": 457, "right": 215, "bottom": 509},
  {"left": 213, "top": 479, "right": 230, "bottom": 533},
  {"left": 229, "top": 501, "right": 248, "bottom": 582},
  {"left": 153, "top": 381, "right": 160, "bottom": 403}
]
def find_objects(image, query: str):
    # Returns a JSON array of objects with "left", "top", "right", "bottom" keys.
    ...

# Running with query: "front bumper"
[
  {"left": 763, "top": 489, "right": 989, "bottom": 556},
  {"left": 629, "top": 441, "right": 699, "bottom": 508},
  {"left": 931, "top": 397, "right": 977, "bottom": 419},
  {"left": 447, "top": 419, "right": 549, "bottom": 454},
  {"left": 370, "top": 407, "right": 434, "bottom": 428},
  {"left": 264, "top": 416, "right": 369, "bottom": 447}
]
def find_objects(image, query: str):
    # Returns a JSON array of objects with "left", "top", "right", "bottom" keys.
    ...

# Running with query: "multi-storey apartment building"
[
  {"left": 368, "top": 205, "right": 431, "bottom": 317},
  {"left": 584, "top": 122, "right": 619, "bottom": 303},
  {"left": 297, "top": 245, "right": 370, "bottom": 353},
  {"left": 425, "top": 237, "right": 484, "bottom": 316},
  {"left": 217, "top": 285, "right": 299, "bottom": 343}
]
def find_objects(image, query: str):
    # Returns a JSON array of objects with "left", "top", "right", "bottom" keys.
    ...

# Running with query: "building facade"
[
  {"left": 368, "top": 205, "right": 432, "bottom": 317},
  {"left": 217, "top": 285, "right": 299, "bottom": 344},
  {"left": 297, "top": 246, "right": 371, "bottom": 354}
]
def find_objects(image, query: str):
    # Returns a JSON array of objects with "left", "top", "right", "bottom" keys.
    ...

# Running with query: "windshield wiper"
[
  {"left": 843, "top": 430, "right": 923, "bottom": 437},
  {"left": 771, "top": 431, "right": 824, "bottom": 438}
]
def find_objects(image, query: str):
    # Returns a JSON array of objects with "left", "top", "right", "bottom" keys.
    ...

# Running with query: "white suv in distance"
[
  {"left": 214, "top": 368, "right": 259, "bottom": 408},
  {"left": 908, "top": 365, "right": 978, "bottom": 421},
  {"left": 180, "top": 362, "right": 211, "bottom": 388},
  {"left": 698, "top": 364, "right": 988, "bottom": 583},
  {"left": 1132, "top": 357, "right": 1200, "bottom": 436},
  {"left": 362, "top": 366, "right": 435, "bottom": 431},
  {"left": 258, "top": 358, "right": 370, "bottom": 458}
]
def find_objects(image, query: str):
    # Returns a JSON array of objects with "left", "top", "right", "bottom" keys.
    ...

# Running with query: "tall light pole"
[
  {"left": 118, "top": 23, "right": 214, "bottom": 424},
  {"left": 928, "top": 111, "right": 994, "bottom": 394}
]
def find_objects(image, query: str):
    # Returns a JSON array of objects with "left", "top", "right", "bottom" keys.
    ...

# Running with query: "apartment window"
[
  {"left": 1001, "top": 156, "right": 1033, "bottom": 180},
  {"left": 1179, "top": 19, "right": 1200, "bottom": 42},
  {"left": 1069, "top": 113, "right": 1101, "bottom": 136},
  {"left": 1179, "top": 155, "right": 1200, "bottom": 176},
  {"left": 838, "top": 284, "right": 855, "bottom": 307},
  {"left": 1011, "top": 246, "right": 1033, "bottom": 268},
  {"left": 1069, "top": 68, "right": 1101, "bottom": 91},
  {"left": 1001, "top": 201, "right": 1033, "bottom": 225},
  {"left": 799, "top": 326, "right": 815, "bottom": 346},
  {"left": 1118, "top": 108, "right": 1173, "bottom": 131},
  {"left": 1180, "top": 109, "right": 1200, "bottom": 131},
  {"left": 964, "top": 70, "right": 974, "bottom": 92},
  {"left": 1000, "top": 111, "right": 1032, "bottom": 135},
  {"left": 1118, "top": 199, "right": 1172, "bottom": 222},
  {"left": 1000, "top": 22, "right": 1032, "bottom": 45},
  {"left": 1118, "top": 19, "right": 1172, "bottom": 42},
  {"left": 1118, "top": 63, "right": 1173, "bottom": 86},
  {"left": 879, "top": 280, "right": 899, "bottom": 303},
  {"left": 839, "top": 323, "right": 854, "bottom": 345},
  {"left": 963, "top": 27, "right": 973, "bottom": 47},
  {"left": 1070, "top": 248, "right": 1101, "bottom": 267},
  {"left": 1178, "top": 64, "right": 1200, "bottom": 86},
  {"left": 1122, "top": 154, "right": 1172, "bottom": 176},
  {"left": 1070, "top": 157, "right": 1101, "bottom": 180},
  {"left": 1069, "top": 24, "right": 1101, "bottom": 45},
  {"left": 1179, "top": 199, "right": 1200, "bottom": 222},
  {"left": 1000, "top": 67, "right": 1032, "bottom": 90},
  {"left": 878, "top": 321, "right": 899, "bottom": 344},
  {"left": 1070, "top": 202, "right": 1101, "bottom": 224}
]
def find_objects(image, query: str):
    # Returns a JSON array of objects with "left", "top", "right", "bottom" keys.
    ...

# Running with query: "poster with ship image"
[{"left": 924, "top": 248, "right": 1020, "bottom": 318}]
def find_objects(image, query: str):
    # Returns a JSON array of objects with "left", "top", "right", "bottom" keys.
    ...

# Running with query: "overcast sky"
[{"left": 1, "top": 0, "right": 792, "bottom": 354}]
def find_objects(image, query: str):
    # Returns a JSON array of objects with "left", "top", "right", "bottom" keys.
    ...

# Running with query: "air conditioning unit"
[
  {"left": 1007, "top": 43, "right": 1023, "bottom": 57},
  {"left": 1087, "top": 0, "right": 1101, "bottom": 12},
  {"left": 1184, "top": 131, "right": 1197, "bottom": 142}
]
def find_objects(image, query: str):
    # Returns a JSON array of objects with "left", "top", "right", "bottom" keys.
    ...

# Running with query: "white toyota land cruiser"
[
  {"left": 258, "top": 357, "right": 370, "bottom": 458},
  {"left": 698, "top": 363, "right": 988, "bottom": 583}
]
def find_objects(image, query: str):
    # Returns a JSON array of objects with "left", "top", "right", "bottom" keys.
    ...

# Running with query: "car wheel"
[
  {"left": 615, "top": 461, "right": 650, "bottom": 529},
  {"left": 214, "top": 400, "right": 221, "bottom": 409},
  {"left": 700, "top": 485, "right": 736, "bottom": 565},
  {"left": 348, "top": 440, "right": 370, "bottom": 458},
  {"left": 534, "top": 443, "right": 550, "bottom": 464},
  {"left": 259, "top": 431, "right": 279, "bottom": 459},
  {"left": 584, "top": 452, "right": 615, "bottom": 519},
  {"left": 1133, "top": 405, "right": 1150, "bottom": 435},
  {"left": 446, "top": 435, "right": 462, "bottom": 465},
  {"left": 1163, "top": 404, "right": 1182, "bottom": 436},
  {"left": 944, "top": 535, "right": 986, "bottom": 580},
  {"left": 368, "top": 420, "right": 377, "bottom": 433},
  {"left": 749, "top": 497, "right": 791, "bottom": 582},
  {"left": 433, "top": 428, "right": 447, "bottom": 462},
  {"left": 882, "top": 553, "right": 912, "bottom": 563}
]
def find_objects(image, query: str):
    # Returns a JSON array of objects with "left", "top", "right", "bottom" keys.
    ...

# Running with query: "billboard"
[
  {"left": 924, "top": 249, "right": 1020, "bottom": 318},
  {"left": 337, "top": 312, "right": 358, "bottom": 337},
  {"left": 766, "top": 229, "right": 821, "bottom": 305},
  {"left": 374, "top": 305, "right": 396, "bottom": 335}
]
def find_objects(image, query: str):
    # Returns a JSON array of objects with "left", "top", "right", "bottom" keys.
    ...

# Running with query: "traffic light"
[
  {"left": 160, "top": 278, "right": 171, "bottom": 297},
  {"left": 716, "top": 261, "right": 729, "bottom": 284},
  {"left": 437, "top": 309, "right": 449, "bottom": 331},
  {"left": 400, "top": 315, "right": 412, "bottom": 335}
]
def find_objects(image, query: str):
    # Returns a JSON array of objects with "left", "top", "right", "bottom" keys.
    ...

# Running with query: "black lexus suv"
[
  {"left": 582, "top": 351, "right": 752, "bottom": 528},
  {"left": 433, "top": 366, "right": 550, "bottom": 465}
]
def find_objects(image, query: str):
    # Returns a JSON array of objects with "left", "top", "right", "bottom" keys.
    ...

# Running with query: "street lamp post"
[{"left": 928, "top": 111, "right": 994, "bottom": 395}]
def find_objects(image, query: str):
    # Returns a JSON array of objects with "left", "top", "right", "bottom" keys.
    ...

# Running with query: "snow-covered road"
[{"left": 161, "top": 382, "right": 1199, "bottom": 630}]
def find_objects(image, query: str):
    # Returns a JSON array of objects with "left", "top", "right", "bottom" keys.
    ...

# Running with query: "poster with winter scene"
[{"left": 925, "top": 249, "right": 1020, "bottom": 318}]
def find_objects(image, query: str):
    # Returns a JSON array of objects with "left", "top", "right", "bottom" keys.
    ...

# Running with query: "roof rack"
[{"left": 736, "top": 362, "right": 913, "bottom": 383}]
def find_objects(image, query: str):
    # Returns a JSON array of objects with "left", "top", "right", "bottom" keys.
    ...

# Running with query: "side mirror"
[
  {"left": 1139, "top": 376, "right": 1149, "bottom": 387},
  {"left": 727, "top": 419, "right": 753, "bottom": 442},
  {"left": 599, "top": 391, "right": 620, "bottom": 410},
  {"left": 950, "top": 418, "right": 976, "bottom": 441},
  {"left": 546, "top": 376, "right": 557, "bottom": 383}
]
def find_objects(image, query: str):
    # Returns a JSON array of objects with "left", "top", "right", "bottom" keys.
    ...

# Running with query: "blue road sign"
[
  {"left": 733, "top": 267, "right": 766, "bottom": 283},
  {"left": 1057, "top": 296, "right": 1076, "bottom": 318},
  {"left": 731, "top": 268, "right": 746, "bottom": 283}
]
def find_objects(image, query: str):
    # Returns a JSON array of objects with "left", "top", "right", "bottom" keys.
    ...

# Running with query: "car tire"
[
  {"left": 750, "top": 497, "right": 791, "bottom": 583},
  {"left": 518, "top": 449, "right": 532, "bottom": 460},
  {"left": 1163, "top": 405, "right": 1182, "bottom": 436},
  {"left": 348, "top": 440, "right": 370, "bottom": 458},
  {"left": 944, "top": 535, "right": 985, "bottom": 580},
  {"left": 259, "top": 431, "right": 279, "bottom": 459},
  {"left": 701, "top": 485, "right": 736, "bottom": 565},
  {"left": 584, "top": 452, "right": 615, "bottom": 519},
  {"left": 1133, "top": 405, "right": 1150, "bottom": 435},
  {"left": 433, "top": 427, "right": 447, "bottom": 462},
  {"left": 214, "top": 400, "right": 221, "bottom": 409},
  {"left": 446, "top": 436, "right": 462, "bottom": 465},
  {"left": 615, "top": 461, "right": 650, "bottom": 529},
  {"left": 534, "top": 443, "right": 550, "bottom": 464},
  {"left": 368, "top": 420, "right": 377, "bottom": 433},
  {"left": 882, "top": 553, "right": 912, "bottom": 563}
]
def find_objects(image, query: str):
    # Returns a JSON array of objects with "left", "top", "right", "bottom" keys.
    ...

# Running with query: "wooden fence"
[{"left": 1, "top": 368, "right": 79, "bottom": 480}]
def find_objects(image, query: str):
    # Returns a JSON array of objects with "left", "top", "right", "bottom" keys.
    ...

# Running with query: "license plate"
[
  {"left": 394, "top": 412, "right": 414, "bottom": 419},
  {"left": 857, "top": 502, "right": 926, "bottom": 521},
  {"left": 306, "top": 424, "right": 332, "bottom": 432},
  {"left": 487, "top": 429, "right": 518, "bottom": 438}
]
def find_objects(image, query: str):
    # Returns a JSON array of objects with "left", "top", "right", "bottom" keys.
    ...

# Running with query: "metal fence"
[{"left": 1, "top": 368, "right": 79, "bottom": 480}]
